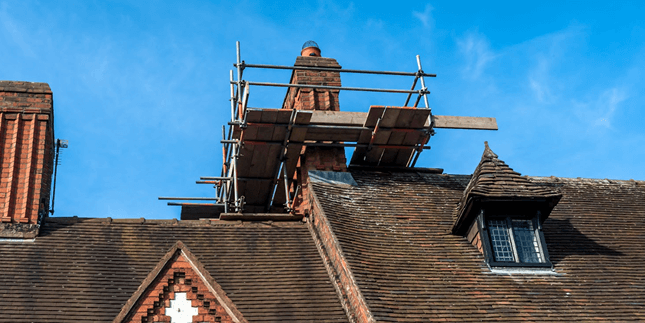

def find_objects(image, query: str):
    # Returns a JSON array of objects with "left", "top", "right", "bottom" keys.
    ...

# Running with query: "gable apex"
[
  {"left": 453, "top": 142, "right": 562, "bottom": 234},
  {"left": 114, "top": 241, "right": 247, "bottom": 323}
]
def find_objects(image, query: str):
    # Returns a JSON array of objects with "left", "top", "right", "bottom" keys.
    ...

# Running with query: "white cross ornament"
[{"left": 166, "top": 292, "right": 198, "bottom": 323}]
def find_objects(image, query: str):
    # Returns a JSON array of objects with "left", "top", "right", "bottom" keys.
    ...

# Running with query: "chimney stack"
[
  {"left": 0, "top": 81, "right": 54, "bottom": 238},
  {"left": 282, "top": 42, "right": 347, "bottom": 215}
]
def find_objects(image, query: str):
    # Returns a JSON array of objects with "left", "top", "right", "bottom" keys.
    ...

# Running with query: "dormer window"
[
  {"left": 452, "top": 142, "right": 561, "bottom": 271},
  {"left": 478, "top": 211, "right": 551, "bottom": 267}
]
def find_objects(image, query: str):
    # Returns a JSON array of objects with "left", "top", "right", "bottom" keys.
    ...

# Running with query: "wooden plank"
[
  {"left": 287, "top": 110, "right": 312, "bottom": 143},
  {"left": 304, "top": 128, "right": 362, "bottom": 142},
  {"left": 379, "top": 107, "right": 401, "bottom": 128},
  {"left": 248, "top": 145, "right": 271, "bottom": 178},
  {"left": 242, "top": 179, "right": 262, "bottom": 205},
  {"left": 263, "top": 144, "right": 282, "bottom": 176},
  {"left": 364, "top": 106, "right": 384, "bottom": 126},
  {"left": 236, "top": 145, "right": 255, "bottom": 177},
  {"left": 394, "top": 148, "right": 415, "bottom": 166},
  {"left": 410, "top": 109, "right": 431, "bottom": 128},
  {"left": 254, "top": 111, "right": 277, "bottom": 141},
  {"left": 259, "top": 109, "right": 279, "bottom": 123},
  {"left": 246, "top": 109, "right": 497, "bottom": 131},
  {"left": 275, "top": 109, "right": 293, "bottom": 124},
  {"left": 432, "top": 115, "right": 498, "bottom": 130},
  {"left": 219, "top": 213, "right": 303, "bottom": 221},
  {"left": 294, "top": 110, "right": 313, "bottom": 124},
  {"left": 241, "top": 179, "right": 273, "bottom": 206},
  {"left": 241, "top": 124, "right": 258, "bottom": 141},
  {"left": 271, "top": 125, "right": 287, "bottom": 141},
  {"left": 245, "top": 110, "right": 264, "bottom": 123},
  {"left": 394, "top": 130, "right": 424, "bottom": 166},
  {"left": 310, "top": 110, "right": 366, "bottom": 126},
  {"left": 363, "top": 128, "right": 391, "bottom": 165},
  {"left": 394, "top": 108, "right": 417, "bottom": 128},
  {"left": 379, "top": 131, "right": 406, "bottom": 165}
]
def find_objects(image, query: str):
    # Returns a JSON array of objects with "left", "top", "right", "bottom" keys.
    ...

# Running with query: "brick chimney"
[
  {"left": 282, "top": 41, "right": 347, "bottom": 215},
  {"left": 0, "top": 81, "right": 54, "bottom": 238}
]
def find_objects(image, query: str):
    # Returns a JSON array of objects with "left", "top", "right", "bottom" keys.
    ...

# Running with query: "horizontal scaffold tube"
[
  {"left": 234, "top": 81, "right": 430, "bottom": 94},
  {"left": 158, "top": 197, "right": 220, "bottom": 200},
  {"left": 236, "top": 62, "right": 436, "bottom": 77},
  {"left": 240, "top": 140, "right": 430, "bottom": 149},
  {"left": 166, "top": 202, "right": 225, "bottom": 206}
]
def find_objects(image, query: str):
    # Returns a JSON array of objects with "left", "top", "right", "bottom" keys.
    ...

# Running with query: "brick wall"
[
  {"left": 0, "top": 81, "right": 54, "bottom": 234},
  {"left": 125, "top": 253, "right": 235, "bottom": 323},
  {"left": 282, "top": 56, "right": 342, "bottom": 112}
]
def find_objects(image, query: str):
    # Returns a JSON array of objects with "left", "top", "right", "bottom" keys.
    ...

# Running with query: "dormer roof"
[{"left": 453, "top": 142, "right": 561, "bottom": 234}]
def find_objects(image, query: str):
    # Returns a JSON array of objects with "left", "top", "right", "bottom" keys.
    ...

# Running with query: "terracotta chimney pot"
[{"left": 301, "top": 40, "right": 321, "bottom": 57}]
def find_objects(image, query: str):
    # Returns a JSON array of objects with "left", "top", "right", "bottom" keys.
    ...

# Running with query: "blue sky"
[{"left": 1, "top": 1, "right": 644, "bottom": 219}]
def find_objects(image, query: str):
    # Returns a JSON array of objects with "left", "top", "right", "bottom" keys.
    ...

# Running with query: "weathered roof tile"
[
  {"left": 0, "top": 219, "right": 347, "bottom": 323},
  {"left": 311, "top": 170, "right": 645, "bottom": 322}
]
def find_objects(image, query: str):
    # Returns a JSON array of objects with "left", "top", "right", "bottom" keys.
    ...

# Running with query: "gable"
[{"left": 114, "top": 241, "right": 246, "bottom": 323}]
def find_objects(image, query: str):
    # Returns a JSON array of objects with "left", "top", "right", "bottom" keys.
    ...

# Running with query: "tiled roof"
[
  {"left": 462, "top": 142, "right": 561, "bottom": 199},
  {"left": 311, "top": 170, "right": 645, "bottom": 322},
  {"left": 0, "top": 218, "right": 347, "bottom": 323}
]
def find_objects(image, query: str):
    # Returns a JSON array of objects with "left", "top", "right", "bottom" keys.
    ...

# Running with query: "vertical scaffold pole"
[
  {"left": 236, "top": 42, "right": 244, "bottom": 121},
  {"left": 233, "top": 142, "right": 240, "bottom": 212},
  {"left": 282, "top": 162, "right": 291, "bottom": 210},
  {"left": 416, "top": 55, "right": 430, "bottom": 110},
  {"left": 230, "top": 70, "right": 236, "bottom": 122},
  {"left": 218, "top": 126, "right": 227, "bottom": 201}
]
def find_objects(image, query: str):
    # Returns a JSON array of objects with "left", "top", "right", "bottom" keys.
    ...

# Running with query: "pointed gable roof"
[
  {"left": 453, "top": 142, "right": 561, "bottom": 234},
  {"left": 113, "top": 240, "right": 247, "bottom": 323}
]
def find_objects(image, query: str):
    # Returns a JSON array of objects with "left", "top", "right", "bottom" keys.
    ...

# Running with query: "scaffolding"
[{"left": 160, "top": 41, "right": 496, "bottom": 216}]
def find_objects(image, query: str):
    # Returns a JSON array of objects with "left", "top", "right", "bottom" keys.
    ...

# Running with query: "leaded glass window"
[
  {"left": 484, "top": 216, "right": 547, "bottom": 266},
  {"left": 487, "top": 219, "right": 514, "bottom": 262},
  {"left": 511, "top": 219, "right": 542, "bottom": 263}
]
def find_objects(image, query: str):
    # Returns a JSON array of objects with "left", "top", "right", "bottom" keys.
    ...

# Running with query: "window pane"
[
  {"left": 487, "top": 219, "right": 514, "bottom": 262},
  {"left": 511, "top": 219, "right": 543, "bottom": 263}
]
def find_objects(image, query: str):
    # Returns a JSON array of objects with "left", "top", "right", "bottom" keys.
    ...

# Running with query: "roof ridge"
[
  {"left": 528, "top": 176, "right": 645, "bottom": 184},
  {"left": 44, "top": 216, "right": 305, "bottom": 227}
]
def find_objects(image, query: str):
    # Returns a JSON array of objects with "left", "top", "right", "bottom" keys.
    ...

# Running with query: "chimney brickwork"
[
  {"left": 0, "top": 81, "right": 54, "bottom": 237},
  {"left": 282, "top": 54, "right": 347, "bottom": 216},
  {"left": 282, "top": 56, "right": 342, "bottom": 112}
]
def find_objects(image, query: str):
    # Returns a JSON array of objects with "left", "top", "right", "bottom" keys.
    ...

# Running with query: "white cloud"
[
  {"left": 457, "top": 31, "right": 496, "bottom": 80},
  {"left": 595, "top": 87, "right": 627, "bottom": 128},
  {"left": 528, "top": 57, "right": 553, "bottom": 103},
  {"left": 523, "top": 25, "right": 584, "bottom": 104},
  {"left": 413, "top": 4, "right": 434, "bottom": 28},
  {"left": 572, "top": 87, "right": 627, "bottom": 129}
]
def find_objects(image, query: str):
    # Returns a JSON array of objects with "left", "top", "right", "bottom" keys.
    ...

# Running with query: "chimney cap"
[
  {"left": 301, "top": 41, "right": 321, "bottom": 57},
  {"left": 302, "top": 40, "right": 319, "bottom": 50}
]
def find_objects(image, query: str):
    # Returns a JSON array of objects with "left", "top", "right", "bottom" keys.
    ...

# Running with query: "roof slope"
[
  {"left": 311, "top": 170, "right": 645, "bottom": 322},
  {"left": 0, "top": 218, "right": 347, "bottom": 323}
]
